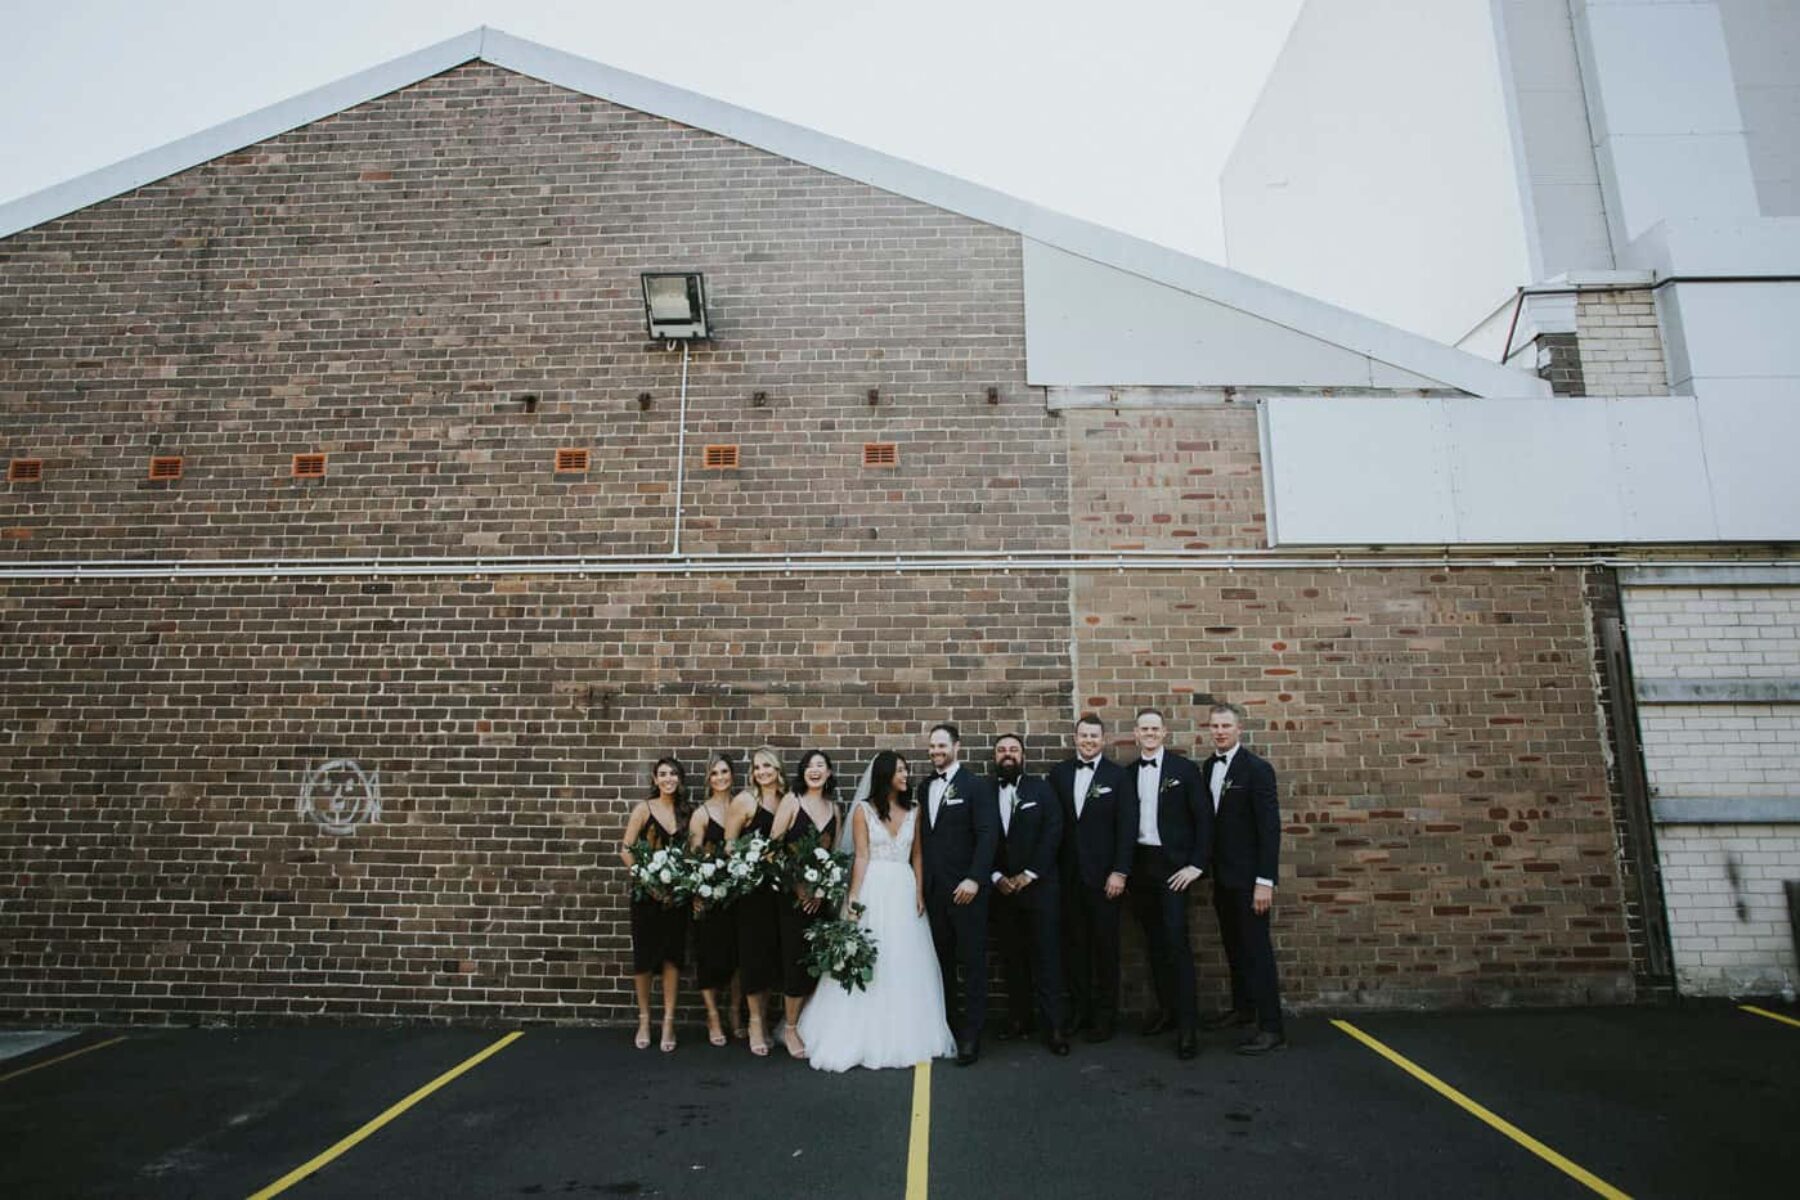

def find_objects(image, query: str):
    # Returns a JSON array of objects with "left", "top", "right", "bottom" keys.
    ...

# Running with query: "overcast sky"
[{"left": 0, "top": 0, "right": 1303, "bottom": 262}]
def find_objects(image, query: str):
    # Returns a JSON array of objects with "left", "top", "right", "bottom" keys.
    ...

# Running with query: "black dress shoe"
[
  {"left": 1140, "top": 1012, "right": 1175, "bottom": 1037},
  {"left": 1082, "top": 1021, "right": 1114, "bottom": 1044},
  {"left": 1201, "top": 1008, "right": 1256, "bottom": 1031},
  {"left": 1176, "top": 1031, "right": 1199, "bottom": 1060},
  {"left": 1046, "top": 1034, "right": 1071, "bottom": 1057},
  {"left": 1235, "top": 1031, "right": 1287, "bottom": 1056},
  {"left": 955, "top": 1038, "right": 980, "bottom": 1066}
]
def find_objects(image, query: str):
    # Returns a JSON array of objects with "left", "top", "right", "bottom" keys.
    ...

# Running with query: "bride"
[{"left": 797, "top": 750, "right": 958, "bottom": 1072}]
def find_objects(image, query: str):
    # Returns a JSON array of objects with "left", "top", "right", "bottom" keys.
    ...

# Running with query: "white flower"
[
  {"left": 699, "top": 885, "right": 714, "bottom": 899},
  {"left": 700, "top": 862, "right": 717, "bottom": 878},
  {"left": 804, "top": 868, "right": 820, "bottom": 883},
  {"left": 813, "top": 847, "right": 829, "bottom": 860},
  {"left": 658, "top": 869, "right": 673, "bottom": 883}
]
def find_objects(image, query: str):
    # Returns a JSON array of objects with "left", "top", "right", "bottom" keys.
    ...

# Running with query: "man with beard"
[
  {"left": 989, "top": 733, "right": 1069, "bottom": 1056},
  {"left": 917, "top": 722, "right": 999, "bottom": 1065}
]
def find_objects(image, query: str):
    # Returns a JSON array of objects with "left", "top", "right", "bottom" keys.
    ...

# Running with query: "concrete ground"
[{"left": 1, "top": 1003, "right": 1795, "bottom": 1199}]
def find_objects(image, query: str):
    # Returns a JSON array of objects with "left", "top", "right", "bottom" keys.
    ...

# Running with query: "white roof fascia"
[
  {"left": 0, "top": 31, "right": 484, "bottom": 241},
  {"left": 0, "top": 27, "right": 1546, "bottom": 399}
]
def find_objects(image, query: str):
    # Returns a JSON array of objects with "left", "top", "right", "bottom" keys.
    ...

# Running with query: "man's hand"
[
  {"left": 1007, "top": 873, "right": 1034, "bottom": 892},
  {"left": 1167, "top": 865, "right": 1203, "bottom": 892},
  {"left": 994, "top": 876, "right": 1017, "bottom": 896},
  {"left": 1252, "top": 882, "right": 1273, "bottom": 915},
  {"left": 953, "top": 878, "right": 980, "bottom": 905},
  {"left": 1104, "top": 871, "right": 1127, "bottom": 900}
]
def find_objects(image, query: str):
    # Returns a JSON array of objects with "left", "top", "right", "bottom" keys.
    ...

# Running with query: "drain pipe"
[{"left": 670, "top": 340, "right": 691, "bottom": 558}]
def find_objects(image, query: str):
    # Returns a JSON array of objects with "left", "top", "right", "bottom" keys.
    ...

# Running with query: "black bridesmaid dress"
[
  {"left": 777, "top": 805, "right": 841, "bottom": 999},
  {"left": 629, "top": 812, "right": 690, "bottom": 973},
  {"left": 692, "top": 809, "right": 738, "bottom": 992},
  {"left": 735, "top": 802, "right": 783, "bottom": 994}
]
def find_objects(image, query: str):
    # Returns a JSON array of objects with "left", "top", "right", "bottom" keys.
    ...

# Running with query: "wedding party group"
[{"left": 616, "top": 704, "right": 1286, "bottom": 1073}]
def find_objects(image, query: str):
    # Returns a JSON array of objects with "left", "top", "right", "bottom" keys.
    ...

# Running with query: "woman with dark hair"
[
  {"left": 797, "top": 750, "right": 957, "bottom": 1071},
  {"left": 769, "top": 748, "right": 841, "bottom": 1058},
  {"left": 687, "top": 752, "right": 741, "bottom": 1047},
  {"left": 725, "top": 746, "right": 785, "bottom": 1056},
  {"left": 620, "top": 756, "right": 691, "bottom": 1052}
]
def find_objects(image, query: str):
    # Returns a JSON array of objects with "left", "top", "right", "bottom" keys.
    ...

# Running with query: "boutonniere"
[
  {"left": 1085, "top": 782, "right": 1111, "bottom": 802},
  {"left": 942, "top": 783, "right": 959, "bottom": 804},
  {"left": 1161, "top": 777, "right": 1179, "bottom": 792}
]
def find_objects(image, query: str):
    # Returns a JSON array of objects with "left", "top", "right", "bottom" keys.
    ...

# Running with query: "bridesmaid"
[
  {"left": 687, "top": 752, "right": 742, "bottom": 1048},
  {"left": 620, "top": 757, "right": 692, "bottom": 1052},
  {"left": 770, "top": 748, "right": 842, "bottom": 1059},
  {"left": 726, "top": 746, "right": 785, "bottom": 1056}
]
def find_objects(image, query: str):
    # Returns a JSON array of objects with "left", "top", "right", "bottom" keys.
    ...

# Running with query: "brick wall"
[
  {"left": 1620, "top": 581, "right": 1800, "bottom": 995},
  {"left": 0, "top": 61, "right": 1642, "bottom": 1024},
  {"left": 1575, "top": 289, "right": 1670, "bottom": 396}
]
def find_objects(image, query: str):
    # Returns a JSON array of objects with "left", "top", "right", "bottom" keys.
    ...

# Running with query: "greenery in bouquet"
[
  {"left": 687, "top": 846, "right": 734, "bottom": 914},
  {"left": 723, "top": 832, "right": 782, "bottom": 899},
  {"left": 783, "top": 830, "right": 853, "bottom": 911},
  {"left": 803, "top": 902, "right": 879, "bottom": 993},
  {"left": 627, "top": 839, "right": 692, "bottom": 907}
]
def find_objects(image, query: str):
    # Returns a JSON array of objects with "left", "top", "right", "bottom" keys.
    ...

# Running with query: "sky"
[{"left": 0, "top": 0, "right": 1305, "bottom": 263}]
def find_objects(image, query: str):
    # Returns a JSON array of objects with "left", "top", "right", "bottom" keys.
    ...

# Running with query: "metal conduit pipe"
[
  {"left": 0, "top": 554, "right": 1792, "bottom": 582},
  {"left": 670, "top": 340, "right": 691, "bottom": 557}
]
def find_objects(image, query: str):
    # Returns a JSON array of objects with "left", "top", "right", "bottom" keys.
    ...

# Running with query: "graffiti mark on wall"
[{"left": 298, "top": 759, "right": 381, "bottom": 835}]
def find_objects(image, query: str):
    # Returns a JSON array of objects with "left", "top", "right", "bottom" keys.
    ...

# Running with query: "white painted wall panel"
[{"left": 1265, "top": 391, "right": 1797, "bottom": 545}]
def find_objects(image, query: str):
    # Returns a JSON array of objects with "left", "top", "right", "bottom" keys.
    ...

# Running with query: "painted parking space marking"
[
  {"left": 1332, "top": 1019, "right": 1630, "bottom": 1200},
  {"left": 245, "top": 1030, "right": 523, "bottom": 1200},
  {"left": 1739, "top": 1004, "right": 1800, "bottom": 1029},
  {"left": 0, "top": 1036, "right": 127, "bottom": 1086},
  {"left": 906, "top": 1060, "right": 931, "bottom": 1200}
]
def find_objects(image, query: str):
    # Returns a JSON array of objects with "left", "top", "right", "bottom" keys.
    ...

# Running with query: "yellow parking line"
[
  {"left": 1332, "top": 1019, "right": 1630, "bottom": 1200},
  {"left": 245, "top": 1030, "right": 524, "bottom": 1200},
  {"left": 0, "top": 1035, "right": 127, "bottom": 1086},
  {"left": 905, "top": 1060, "right": 931, "bottom": 1200},
  {"left": 1740, "top": 1005, "right": 1800, "bottom": 1029}
]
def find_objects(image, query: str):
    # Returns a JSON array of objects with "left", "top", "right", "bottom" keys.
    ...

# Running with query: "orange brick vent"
[
  {"left": 862, "top": 442, "right": 899, "bottom": 468},
  {"left": 148, "top": 456, "right": 184, "bottom": 481},
  {"left": 291, "top": 453, "right": 327, "bottom": 479},
  {"left": 555, "top": 447, "right": 591, "bottom": 474},
  {"left": 703, "top": 444, "right": 740, "bottom": 469},
  {"left": 8, "top": 458, "right": 44, "bottom": 483}
]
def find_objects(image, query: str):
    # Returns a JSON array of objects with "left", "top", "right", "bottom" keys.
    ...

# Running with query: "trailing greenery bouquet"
[
  {"left": 722, "top": 832, "right": 782, "bottom": 898},
  {"left": 784, "top": 830, "right": 853, "bottom": 911},
  {"left": 803, "top": 903, "right": 879, "bottom": 993},
  {"left": 627, "top": 840, "right": 692, "bottom": 907}
]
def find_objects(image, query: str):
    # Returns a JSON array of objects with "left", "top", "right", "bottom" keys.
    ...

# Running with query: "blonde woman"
[{"left": 726, "top": 746, "right": 785, "bottom": 1056}]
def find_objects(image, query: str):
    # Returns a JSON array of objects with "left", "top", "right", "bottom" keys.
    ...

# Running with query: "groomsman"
[
  {"left": 1199, "top": 703, "right": 1286, "bottom": 1054},
  {"left": 1050, "top": 713, "right": 1136, "bottom": 1042},
  {"left": 989, "top": 734, "right": 1069, "bottom": 1056},
  {"left": 917, "top": 722, "right": 999, "bottom": 1066},
  {"left": 1128, "top": 707, "right": 1212, "bottom": 1060}
]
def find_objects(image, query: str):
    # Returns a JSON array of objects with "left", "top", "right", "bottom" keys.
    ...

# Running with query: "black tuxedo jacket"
[
  {"left": 916, "top": 764, "right": 999, "bottom": 892},
  {"left": 1130, "top": 749, "right": 1213, "bottom": 873},
  {"left": 994, "top": 773, "right": 1062, "bottom": 882},
  {"left": 1050, "top": 755, "right": 1137, "bottom": 890},
  {"left": 1203, "top": 746, "right": 1280, "bottom": 890}
]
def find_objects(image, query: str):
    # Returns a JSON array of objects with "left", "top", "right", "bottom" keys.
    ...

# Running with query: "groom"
[{"left": 918, "top": 722, "right": 1000, "bottom": 1065}]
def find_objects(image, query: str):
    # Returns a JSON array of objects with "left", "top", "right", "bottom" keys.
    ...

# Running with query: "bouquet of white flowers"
[
  {"left": 784, "top": 830, "right": 852, "bottom": 911},
  {"left": 722, "top": 832, "right": 782, "bottom": 900},
  {"left": 687, "top": 846, "right": 734, "bottom": 914},
  {"left": 627, "top": 840, "right": 692, "bottom": 907}
]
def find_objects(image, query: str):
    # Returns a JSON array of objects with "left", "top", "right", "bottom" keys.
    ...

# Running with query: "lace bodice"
[{"left": 859, "top": 801, "right": 916, "bottom": 864}]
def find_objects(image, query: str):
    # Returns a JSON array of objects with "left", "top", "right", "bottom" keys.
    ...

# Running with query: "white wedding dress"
[{"left": 797, "top": 801, "right": 958, "bottom": 1072}]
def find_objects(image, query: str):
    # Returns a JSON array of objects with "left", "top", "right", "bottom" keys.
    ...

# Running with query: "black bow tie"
[
  {"left": 933, "top": 772, "right": 948, "bottom": 782},
  {"left": 1138, "top": 758, "right": 1159, "bottom": 770},
  {"left": 1077, "top": 758, "right": 1098, "bottom": 769}
]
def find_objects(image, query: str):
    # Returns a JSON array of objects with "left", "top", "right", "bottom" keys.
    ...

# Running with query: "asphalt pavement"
[{"left": 1, "top": 1003, "right": 1795, "bottom": 1199}]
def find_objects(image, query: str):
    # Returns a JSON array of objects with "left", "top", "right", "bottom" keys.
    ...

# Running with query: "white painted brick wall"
[
  {"left": 1639, "top": 706, "right": 1800, "bottom": 798},
  {"left": 1622, "top": 588, "right": 1800, "bottom": 677},
  {"left": 1655, "top": 825, "right": 1799, "bottom": 997},
  {"left": 1577, "top": 290, "right": 1670, "bottom": 396}
]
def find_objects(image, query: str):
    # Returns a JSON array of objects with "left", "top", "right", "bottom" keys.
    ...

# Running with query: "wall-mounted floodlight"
[{"left": 641, "top": 272, "right": 709, "bottom": 340}]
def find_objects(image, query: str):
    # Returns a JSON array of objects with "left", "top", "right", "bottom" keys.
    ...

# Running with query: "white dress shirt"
[
  {"left": 928, "top": 761, "right": 960, "bottom": 826},
  {"left": 1136, "top": 754, "right": 1162, "bottom": 846},
  {"left": 992, "top": 780, "right": 1037, "bottom": 884},
  {"left": 1073, "top": 757, "right": 1099, "bottom": 819},
  {"left": 1210, "top": 744, "right": 1274, "bottom": 889}
]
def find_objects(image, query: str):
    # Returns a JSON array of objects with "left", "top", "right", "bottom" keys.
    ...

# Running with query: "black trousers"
[
  {"left": 926, "top": 884, "right": 989, "bottom": 1042},
  {"left": 1129, "top": 845, "right": 1198, "bottom": 1033},
  {"left": 1213, "top": 884, "right": 1283, "bottom": 1033},
  {"left": 993, "top": 879, "right": 1064, "bottom": 1036},
  {"left": 1061, "top": 876, "right": 1123, "bottom": 1030}
]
